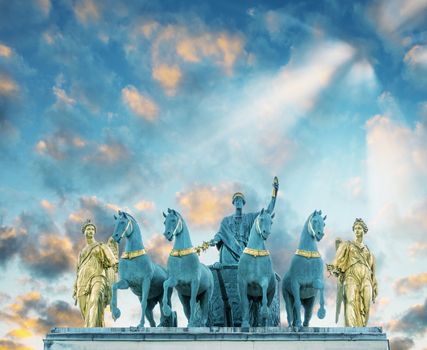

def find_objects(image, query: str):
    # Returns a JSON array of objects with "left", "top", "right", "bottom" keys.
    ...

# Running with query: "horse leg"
[
  {"left": 290, "top": 280, "right": 302, "bottom": 330},
  {"left": 145, "top": 298, "right": 156, "bottom": 327},
  {"left": 314, "top": 278, "right": 326, "bottom": 319},
  {"left": 178, "top": 293, "right": 191, "bottom": 322},
  {"left": 138, "top": 277, "right": 151, "bottom": 327},
  {"left": 162, "top": 277, "right": 177, "bottom": 317},
  {"left": 283, "top": 288, "right": 294, "bottom": 328},
  {"left": 111, "top": 279, "right": 129, "bottom": 321},
  {"left": 238, "top": 279, "right": 249, "bottom": 328},
  {"left": 260, "top": 278, "right": 269, "bottom": 322},
  {"left": 302, "top": 297, "right": 315, "bottom": 327},
  {"left": 189, "top": 278, "right": 200, "bottom": 327},
  {"left": 199, "top": 290, "right": 210, "bottom": 326}
]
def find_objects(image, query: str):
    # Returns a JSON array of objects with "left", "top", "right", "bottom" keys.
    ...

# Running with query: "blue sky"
[{"left": 1, "top": 0, "right": 427, "bottom": 349}]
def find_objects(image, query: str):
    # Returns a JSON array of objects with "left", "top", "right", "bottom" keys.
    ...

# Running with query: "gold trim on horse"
[
  {"left": 243, "top": 247, "right": 270, "bottom": 257},
  {"left": 295, "top": 249, "right": 321, "bottom": 258},
  {"left": 170, "top": 247, "right": 197, "bottom": 257},
  {"left": 121, "top": 249, "right": 146, "bottom": 259}
]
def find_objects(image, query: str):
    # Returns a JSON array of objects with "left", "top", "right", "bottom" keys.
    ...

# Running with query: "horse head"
[
  {"left": 162, "top": 208, "right": 183, "bottom": 242},
  {"left": 307, "top": 210, "right": 326, "bottom": 242},
  {"left": 255, "top": 208, "right": 275, "bottom": 240},
  {"left": 112, "top": 210, "right": 134, "bottom": 243}
]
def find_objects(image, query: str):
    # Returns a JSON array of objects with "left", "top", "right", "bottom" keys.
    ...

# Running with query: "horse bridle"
[
  {"left": 170, "top": 214, "right": 183, "bottom": 237},
  {"left": 255, "top": 214, "right": 269, "bottom": 240},
  {"left": 308, "top": 213, "right": 316, "bottom": 238},
  {"left": 119, "top": 218, "right": 133, "bottom": 241}
]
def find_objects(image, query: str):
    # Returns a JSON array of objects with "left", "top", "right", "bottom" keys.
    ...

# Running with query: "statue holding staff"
[
  {"left": 73, "top": 220, "right": 118, "bottom": 327},
  {"left": 209, "top": 177, "right": 279, "bottom": 265},
  {"left": 327, "top": 218, "right": 378, "bottom": 327}
]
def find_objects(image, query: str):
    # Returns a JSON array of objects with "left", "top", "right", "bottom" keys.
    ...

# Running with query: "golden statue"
[
  {"left": 73, "top": 220, "right": 118, "bottom": 327},
  {"left": 327, "top": 218, "right": 377, "bottom": 327}
]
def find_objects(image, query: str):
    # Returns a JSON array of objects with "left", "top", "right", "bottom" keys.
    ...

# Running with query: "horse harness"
[
  {"left": 295, "top": 249, "right": 321, "bottom": 258},
  {"left": 121, "top": 249, "right": 146, "bottom": 259}
]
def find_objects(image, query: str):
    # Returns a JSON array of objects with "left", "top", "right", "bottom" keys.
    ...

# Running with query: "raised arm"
[{"left": 266, "top": 176, "right": 279, "bottom": 213}]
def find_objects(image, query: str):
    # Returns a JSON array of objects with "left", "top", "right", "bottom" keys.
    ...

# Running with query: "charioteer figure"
[{"left": 209, "top": 177, "right": 279, "bottom": 265}]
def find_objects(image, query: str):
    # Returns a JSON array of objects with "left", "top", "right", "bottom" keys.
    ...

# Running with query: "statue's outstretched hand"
[
  {"left": 272, "top": 176, "right": 279, "bottom": 197},
  {"left": 209, "top": 238, "right": 218, "bottom": 246}
]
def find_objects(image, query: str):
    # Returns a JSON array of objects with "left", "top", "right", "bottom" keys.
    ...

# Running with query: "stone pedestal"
[{"left": 44, "top": 327, "right": 389, "bottom": 350}]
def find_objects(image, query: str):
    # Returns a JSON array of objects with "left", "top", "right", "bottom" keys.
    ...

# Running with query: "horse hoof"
[
  {"left": 112, "top": 308, "right": 121, "bottom": 321},
  {"left": 293, "top": 326, "right": 301, "bottom": 332},
  {"left": 163, "top": 305, "right": 171, "bottom": 317},
  {"left": 241, "top": 321, "right": 250, "bottom": 329},
  {"left": 317, "top": 308, "right": 326, "bottom": 319},
  {"left": 137, "top": 323, "right": 145, "bottom": 328}
]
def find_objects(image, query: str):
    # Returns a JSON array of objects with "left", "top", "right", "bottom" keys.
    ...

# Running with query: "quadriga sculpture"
[
  {"left": 110, "top": 210, "right": 174, "bottom": 327},
  {"left": 162, "top": 208, "right": 214, "bottom": 327},
  {"left": 282, "top": 210, "right": 327, "bottom": 330},
  {"left": 237, "top": 208, "right": 276, "bottom": 327}
]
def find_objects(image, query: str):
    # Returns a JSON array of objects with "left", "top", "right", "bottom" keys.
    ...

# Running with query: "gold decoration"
[
  {"left": 170, "top": 247, "right": 197, "bottom": 257},
  {"left": 121, "top": 249, "right": 146, "bottom": 259},
  {"left": 243, "top": 247, "right": 270, "bottom": 257},
  {"left": 194, "top": 241, "right": 210, "bottom": 255},
  {"left": 295, "top": 249, "right": 321, "bottom": 258}
]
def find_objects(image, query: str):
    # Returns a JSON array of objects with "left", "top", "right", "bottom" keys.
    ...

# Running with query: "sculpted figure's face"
[
  {"left": 353, "top": 223, "right": 364, "bottom": 240},
  {"left": 233, "top": 196, "right": 244, "bottom": 210},
  {"left": 84, "top": 225, "right": 96, "bottom": 239}
]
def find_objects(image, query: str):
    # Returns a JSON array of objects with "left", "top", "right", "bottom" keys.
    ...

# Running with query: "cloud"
[
  {"left": 121, "top": 85, "right": 158, "bottom": 121},
  {"left": 52, "top": 86, "right": 76, "bottom": 107},
  {"left": 404, "top": 45, "right": 427, "bottom": 88},
  {"left": 0, "top": 292, "right": 82, "bottom": 337},
  {"left": 39, "top": 199, "right": 55, "bottom": 213},
  {"left": 387, "top": 298, "right": 427, "bottom": 335},
  {"left": 74, "top": 0, "right": 100, "bottom": 25},
  {"left": 65, "top": 195, "right": 118, "bottom": 244},
  {"left": 0, "top": 225, "right": 27, "bottom": 266},
  {"left": 366, "top": 113, "right": 427, "bottom": 221},
  {"left": 144, "top": 234, "right": 172, "bottom": 266},
  {"left": 134, "top": 200, "right": 155, "bottom": 212},
  {"left": 36, "top": 0, "right": 51, "bottom": 16},
  {"left": 21, "top": 233, "right": 75, "bottom": 278},
  {"left": 371, "top": 0, "right": 427, "bottom": 41},
  {"left": 152, "top": 64, "right": 182, "bottom": 96},
  {"left": 175, "top": 31, "right": 244, "bottom": 75},
  {"left": 35, "top": 131, "right": 86, "bottom": 160},
  {"left": 394, "top": 272, "right": 427, "bottom": 295},
  {"left": 0, "top": 43, "right": 12, "bottom": 58},
  {"left": 0, "top": 75, "right": 19, "bottom": 96},
  {"left": 85, "top": 138, "right": 130, "bottom": 165},
  {"left": 176, "top": 183, "right": 238, "bottom": 229},
  {"left": 0, "top": 339, "right": 33, "bottom": 350},
  {"left": 409, "top": 242, "right": 427, "bottom": 256},
  {"left": 389, "top": 337, "right": 415, "bottom": 350}
]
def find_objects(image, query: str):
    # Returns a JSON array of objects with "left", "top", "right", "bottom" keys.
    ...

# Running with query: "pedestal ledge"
[{"left": 44, "top": 327, "right": 390, "bottom": 350}]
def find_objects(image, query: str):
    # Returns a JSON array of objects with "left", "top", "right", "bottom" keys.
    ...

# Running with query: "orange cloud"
[
  {"left": 6, "top": 328, "right": 32, "bottom": 339},
  {"left": 34, "top": 132, "right": 86, "bottom": 160},
  {"left": 144, "top": 233, "right": 172, "bottom": 266},
  {"left": 0, "top": 76, "right": 19, "bottom": 96},
  {"left": 176, "top": 184, "right": 236, "bottom": 229},
  {"left": 405, "top": 45, "right": 427, "bottom": 64},
  {"left": 409, "top": 242, "right": 427, "bottom": 256},
  {"left": 152, "top": 64, "right": 182, "bottom": 96},
  {"left": 134, "top": 200, "right": 155, "bottom": 212},
  {"left": 121, "top": 85, "right": 158, "bottom": 121},
  {"left": 0, "top": 43, "right": 12, "bottom": 57},
  {"left": 74, "top": 0, "right": 100, "bottom": 25},
  {"left": 175, "top": 31, "right": 244, "bottom": 75},
  {"left": 0, "top": 339, "right": 33, "bottom": 350},
  {"left": 394, "top": 272, "right": 427, "bottom": 295},
  {"left": 40, "top": 199, "right": 55, "bottom": 213}
]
